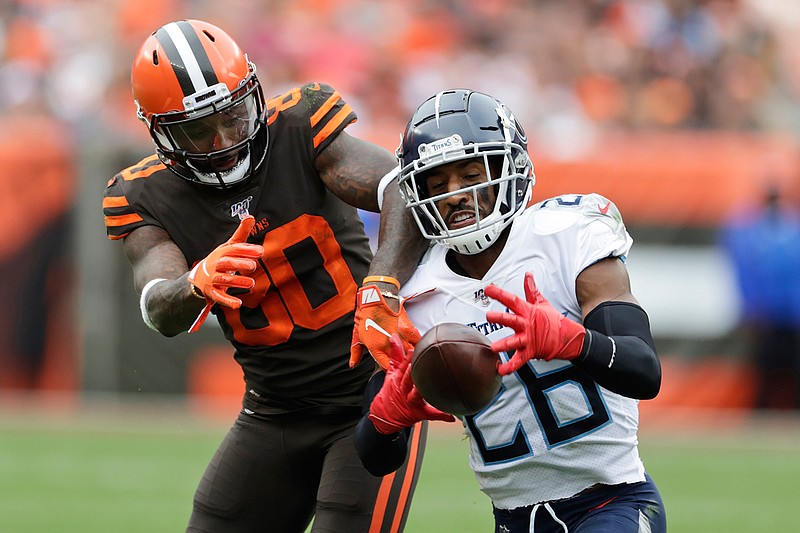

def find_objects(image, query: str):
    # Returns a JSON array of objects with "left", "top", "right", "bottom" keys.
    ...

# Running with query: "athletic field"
[{"left": 0, "top": 394, "right": 798, "bottom": 532}]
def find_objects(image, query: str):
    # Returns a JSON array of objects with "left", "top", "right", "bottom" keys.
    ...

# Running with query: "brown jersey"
[{"left": 102, "top": 83, "right": 374, "bottom": 410}]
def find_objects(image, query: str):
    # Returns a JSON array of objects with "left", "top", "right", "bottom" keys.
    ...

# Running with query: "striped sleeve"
[
  {"left": 303, "top": 83, "right": 357, "bottom": 153},
  {"left": 102, "top": 156, "right": 163, "bottom": 240}
]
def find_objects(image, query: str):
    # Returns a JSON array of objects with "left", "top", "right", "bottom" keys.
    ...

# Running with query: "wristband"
[
  {"left": 189, "top": 282, "right": 205, "bottom": 300},
  {"left": 363, "top": 275, "right": 401, "bottom": 289},
  {"left": 140, "top": 278, "right": 167, "bottom": 332}
]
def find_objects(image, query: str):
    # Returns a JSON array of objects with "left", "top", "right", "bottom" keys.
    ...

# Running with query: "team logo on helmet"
[{"left": 418, "top": 135, "right": 464, "bottom": 160}]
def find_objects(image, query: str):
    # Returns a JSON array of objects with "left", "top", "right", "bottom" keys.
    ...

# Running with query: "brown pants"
[{"left": 187, "top": 407, "right": 427, "bottom": 532}]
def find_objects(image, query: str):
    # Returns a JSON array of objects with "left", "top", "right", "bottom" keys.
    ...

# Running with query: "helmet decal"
[
  {"left": 417, "top": 134, "right": 464, "bottom": 160},
  {"left": 154, "top": 21, "right": 220, "bottom": 99}
]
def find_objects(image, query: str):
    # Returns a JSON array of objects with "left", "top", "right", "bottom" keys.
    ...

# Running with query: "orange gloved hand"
[
  {"left": 485, "top": 271, "right": 586, "bottom": 376},
  {"left": 187, "top": 216, "right": 263, "bottom": 332},
  {"left": 368, "top": 335, "right": 455, "bottom": 434},
  {"left": 349, "top": 285, "right": 421, "bottom": 370}
]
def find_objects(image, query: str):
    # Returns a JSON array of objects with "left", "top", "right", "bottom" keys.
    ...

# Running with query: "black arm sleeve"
[
  {"left": 353, "top": 371, "right": 412, "bottom": 477},
  {"left": 573, "top": 301, "right": 661, "bottom": 400}
]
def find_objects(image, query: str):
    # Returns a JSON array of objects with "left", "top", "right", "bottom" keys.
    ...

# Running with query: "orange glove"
[
  {"left": 349, "top": 285, "right": 421, "bottom": 370},
  {"left": 368, "top": 335, "right": 455, "bottom": 434},
  {"left": 485, "top": 271, "right": 586, "bottom": 375},
  {"left": 187, "top": 216, "right": 263, "bottom": 332}
]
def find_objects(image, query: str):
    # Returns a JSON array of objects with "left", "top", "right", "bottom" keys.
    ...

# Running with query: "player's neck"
[{"left": 448, "top": 230, "right": 508, "bottom": 280}]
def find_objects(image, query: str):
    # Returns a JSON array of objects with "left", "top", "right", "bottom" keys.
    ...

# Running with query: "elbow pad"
[{"left": 574, "top": 301, "right": 661, "bottom": 399}]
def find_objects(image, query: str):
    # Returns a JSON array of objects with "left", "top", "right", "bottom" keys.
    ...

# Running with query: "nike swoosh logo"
[
  {"left": 364, "top": 319, "right": 391, "bottom": 337},
  {"left": 599, "top": 202, "right": 611, "bottom": 215}
]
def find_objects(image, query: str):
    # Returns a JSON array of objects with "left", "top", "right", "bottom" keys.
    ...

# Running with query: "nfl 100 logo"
[{"left": 230, "top": 196, "right": 253, "bottom": 219}]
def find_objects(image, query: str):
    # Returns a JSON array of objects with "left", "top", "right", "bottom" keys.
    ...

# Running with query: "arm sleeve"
[
  {"left": 573, "top": 301, "right": 662, "bottom": 400},
  {"left": 353, "top": 371, "right": 412, "bottom": 477}
]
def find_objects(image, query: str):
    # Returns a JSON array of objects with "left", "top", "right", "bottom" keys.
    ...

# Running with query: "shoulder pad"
[
  {"left": 535, "top": 193, "right": 625, "bottom": 229},
  {"left": 265, "top": 82, "right": 355, "bottom": 150},
  {"left": 533, "top": 193, "right": 626, "bottom": 235}
]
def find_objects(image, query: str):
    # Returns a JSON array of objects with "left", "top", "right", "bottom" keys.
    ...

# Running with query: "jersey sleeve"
[
  {"left": 101, "top": 156, "right": 164, "bottom": 240},
  {"left": 575, "top": 193, "right": 632, "bottom": 269},
  {"left": 303, "top": 83, "right": 357, "bottom": 154},
  {"left": 267, "top": 82, "right": 357, "bottom": 157}
]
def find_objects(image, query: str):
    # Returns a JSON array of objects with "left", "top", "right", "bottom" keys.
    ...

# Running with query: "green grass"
[
  {"left": 642, "top": 429, "right": 800, "bottom": 532},
  {"left": 0, "top": 404, "right": 798, "bottom": 532}
]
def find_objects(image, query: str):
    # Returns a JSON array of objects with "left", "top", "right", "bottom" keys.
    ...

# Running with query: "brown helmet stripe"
[{"left": 154, "top": 21, "right": 218, "bottom": 97}]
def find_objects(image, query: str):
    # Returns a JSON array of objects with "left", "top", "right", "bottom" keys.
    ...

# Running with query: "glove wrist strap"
[
  {"left": 368, "top": 413, "right": 404, "bottom": 435},
  {"left": 189, "top": 283, "right": 205, "bottom": 300},
  {"left": 379, "top": 290, "right": 400, "bottom": 301},
  {"left": 363, "top": 275, "right": 401, "bottom": 289}
]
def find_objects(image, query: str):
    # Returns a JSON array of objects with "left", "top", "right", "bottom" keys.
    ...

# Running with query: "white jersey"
[{"left": 401, "top": 193, "right": 646, "bottom": 510}]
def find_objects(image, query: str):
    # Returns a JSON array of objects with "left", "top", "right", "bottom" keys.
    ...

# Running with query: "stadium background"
[{"left": 1, "top": 0, "right": 800, "bottom": 531}]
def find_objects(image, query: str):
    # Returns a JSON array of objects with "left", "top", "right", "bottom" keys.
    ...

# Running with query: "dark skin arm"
[
  {"left": 575, "top": 256, "right": 661, "bottom": 399},
  {"left": 576, "top": 256, "right": 638, "bottom": 317},
  {"left": 315, "top": 131, "right": 429, "bottom": 306},
  {"left": 123, "top": 225, "right": 206, "bottom": 337}
]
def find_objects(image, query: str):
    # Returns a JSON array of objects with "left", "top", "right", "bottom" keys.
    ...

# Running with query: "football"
[{"left": 411, "top": 323, "right": 501, "bottom": 416}]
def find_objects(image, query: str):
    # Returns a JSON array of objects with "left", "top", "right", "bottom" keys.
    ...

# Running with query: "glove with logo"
[
  {"left": 349, "top": 285, "right": 421, "bottom": 370},
  {"left": 484, "top": 271, "right": 586, "bottom": 375},
  {"left": 368, "top": 335, "right": 455, "bottom": 434},
  {"left": 187, "top": 216, "right": 264, "bottom": 332}
]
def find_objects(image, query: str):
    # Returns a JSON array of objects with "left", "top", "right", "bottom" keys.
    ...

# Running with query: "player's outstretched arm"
[
  {"left": 315, "top": 131, "right": 430, "bottom": 368},
  {"left": 485, "top": 272, "right": 587, "bottom": 374},
  {"left": 353, "top": 167, "right": 429, "bottom": 369},
  {"left": 355, "top": 335, "right": 454, "bottom": 476},
  {"left": 125, "top": 216, "right": 263, "bottom": 337},
  {"left": 368, "top": 335, "right": 455, "bottom": 433},
  {"left": 485, "top": 261, "right": 661, "bottom": 399}
]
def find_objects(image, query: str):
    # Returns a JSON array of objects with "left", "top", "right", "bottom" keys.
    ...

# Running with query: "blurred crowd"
[{"left": 1, "top": 0, "right": 800, "bottom": 153}]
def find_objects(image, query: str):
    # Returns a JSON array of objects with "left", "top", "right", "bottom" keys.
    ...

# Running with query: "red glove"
[
  {"left": 187, "top": 216, "right": 263, "bottom": 333},
  {"left": 484, "top": 271, "right": 586, "bottom": 376},
  {"left": 369, "top": 335, "right": 455, "bottom": 434},
  {"left": 349, "top": 285, "right": 421, "bottom": 370}
]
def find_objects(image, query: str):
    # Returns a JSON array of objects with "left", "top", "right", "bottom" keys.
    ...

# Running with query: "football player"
[
  {"left": 103, "top": 19, "right": 426, "bottom": 532},
  {"left": 354, "top": 89, "right": 667, "bottom": 532}
]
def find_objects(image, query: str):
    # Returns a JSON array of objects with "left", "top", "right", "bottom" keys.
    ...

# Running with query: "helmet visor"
[{"left": 157, "top": 91, "right": 259, "bottom": 155}]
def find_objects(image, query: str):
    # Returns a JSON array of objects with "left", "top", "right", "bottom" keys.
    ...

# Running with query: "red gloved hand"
[
  {"left": 188, "top": 216, "right": 264, "bottom": 309},
  {"left": 484, "top": 271, "right": 586, "bottom": 376},
  {"left": 369, "top": 335, "right": 455, "bottom": 434},
  {"left": 349, "top": 285, "right": 421, "bottom": 370}
]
